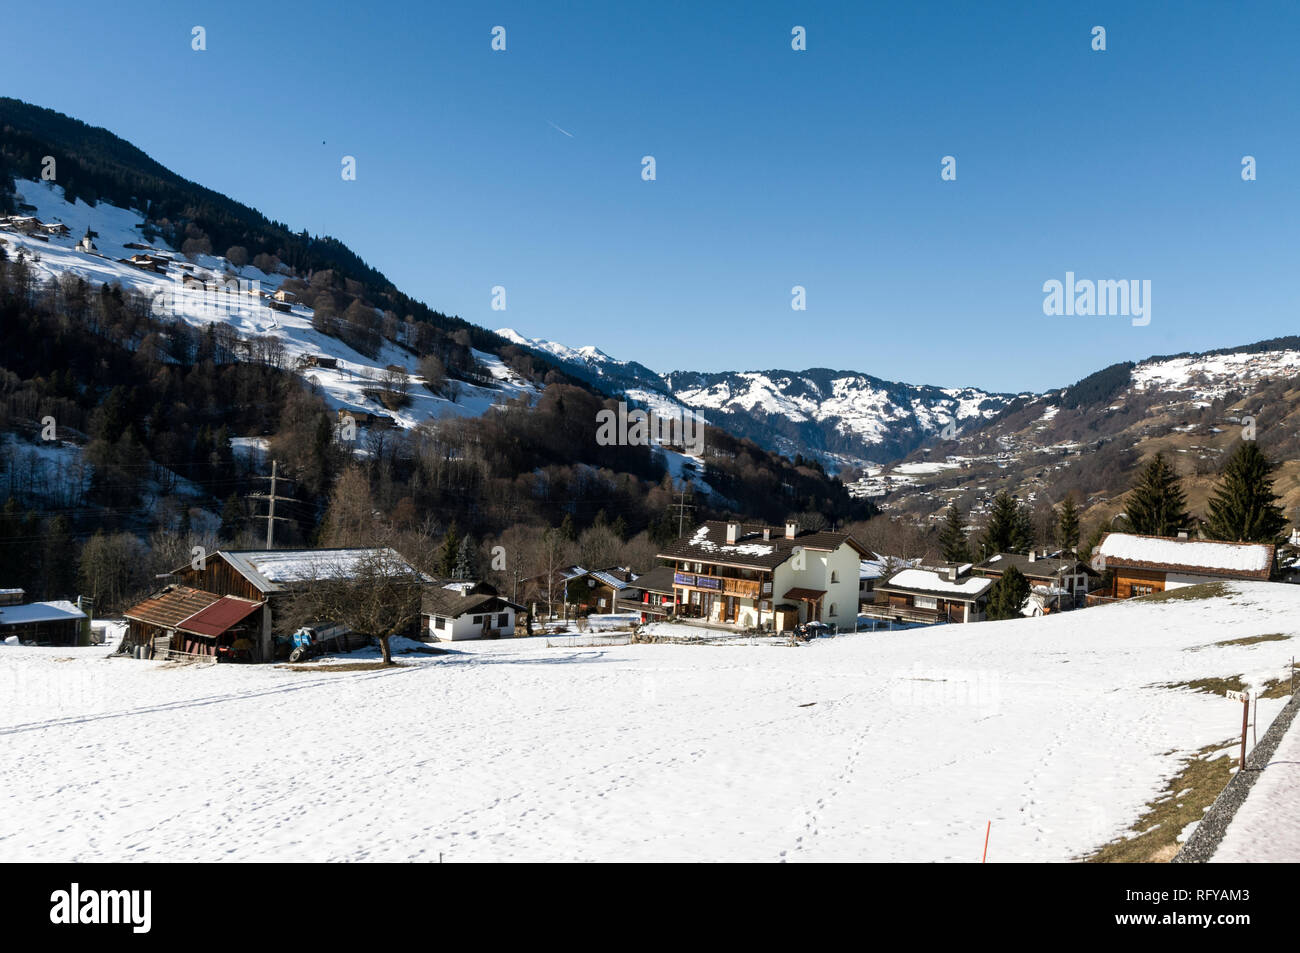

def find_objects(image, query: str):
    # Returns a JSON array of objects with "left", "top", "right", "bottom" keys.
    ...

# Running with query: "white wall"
[{"left": 428, "top": 605, "right": 516, "bottom": 641}]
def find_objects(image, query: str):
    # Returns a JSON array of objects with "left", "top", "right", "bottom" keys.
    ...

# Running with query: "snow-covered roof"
[
  {"left": 1095, "top": 534, "right": 1273, "bottom": 577},
  {"left": 216, "top": 548, "right": 429, "bottom": 591},
  {"left": 878, "top": 569, "right": 993, "bottom": 599},
  {"left": 0, "top": 600, "right": 87, "bottom": 626}
]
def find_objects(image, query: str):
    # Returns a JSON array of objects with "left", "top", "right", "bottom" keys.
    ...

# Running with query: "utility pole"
[
  {"left": 250, "top": 459, "right": 293, "bottom": 550},
  {"left": 672, "top": 483, "right": 695, "bottom": 538}
]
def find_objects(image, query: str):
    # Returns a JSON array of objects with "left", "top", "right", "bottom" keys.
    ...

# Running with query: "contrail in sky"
[{"left": 547, "top": 120, "right": 574, "bottom": 138}]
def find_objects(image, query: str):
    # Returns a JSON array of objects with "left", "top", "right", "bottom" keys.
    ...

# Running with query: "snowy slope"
[
  {"left": 1, "top": 581, "right": 1294, "bottom": 861},
  {"left": 5, "top": 180, "right": 537, "bottom": 431}
]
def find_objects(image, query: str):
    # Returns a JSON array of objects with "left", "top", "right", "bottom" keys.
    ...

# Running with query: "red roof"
[{"left": 177, "top": 596, "right": 262, "bottom": 638}]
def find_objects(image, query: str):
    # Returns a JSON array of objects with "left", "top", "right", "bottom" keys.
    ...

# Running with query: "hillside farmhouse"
[
  {"left": 137, "top": 547, "right": 427, "bottom": 660},
  {"left": 657, "top": 521, "right": 868, "bottom": 631},
  {"left": 1089, "top": 533, "right": 1275, "bottom": 600}
]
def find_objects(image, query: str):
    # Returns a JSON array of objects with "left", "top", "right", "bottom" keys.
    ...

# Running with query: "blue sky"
[{"left": 2, "top": 0, "right": 1296, "bottom": 392}]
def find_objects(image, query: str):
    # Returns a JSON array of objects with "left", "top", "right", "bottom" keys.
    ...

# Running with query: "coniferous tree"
[
  {"left": 1205, "top": 441, "right": 1287, "bottom": 543},
  {"left": 453, "top": 534, "right": 478, "bottom": 580},
  {"left": 985, "top": 565, "right": 1031, "bottom": 621},
  {"left": 436, "top": 523, "right": 460, "bottom": 578},
  {"left": 1055, "top": 494, "right": 1080, "bottom": 556},
  {"left": 980, "top": 492, "right": 1031, "bottom": 557},
  {"left": 938, "top": 505, "right": 970, "bottom": 563},
  {"left": 1124, "top": 453, "right": 1189, "bottom": 536}
]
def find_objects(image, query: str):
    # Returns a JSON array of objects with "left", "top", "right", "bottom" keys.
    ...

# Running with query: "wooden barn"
[
  {"left": 122, "top": 586, "right": 264, "bottom": 660},
  {"left": 166, "top": 548, "right": 426, "bottom": 661},
  {"left": 1089, "top": 533, "right": 1275, "bottom": 601}
]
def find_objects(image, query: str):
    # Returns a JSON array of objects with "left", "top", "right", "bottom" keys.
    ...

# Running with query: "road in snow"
[{"left": 0, "top": 582, "right": 1296, "bottom": 862}]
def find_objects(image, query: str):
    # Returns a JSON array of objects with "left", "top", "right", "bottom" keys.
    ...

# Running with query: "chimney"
[
  {"left": 785, "top": 520, "right": 798, "bottom": 540},
  {"left": 1177, "top": 530, "right": 1188, "bottom": 540},
  {"left": 726, "top": 523, "right": 739, "bottom": 545},
  {"left": 947, "top": 566, "right": 958, "bottom": 582},
  {"left": 1028, "top": 550, "right": 1036, "bottom": 563},
  {"left": 762, "top": 527, "right": 771, "bottom": 541}
]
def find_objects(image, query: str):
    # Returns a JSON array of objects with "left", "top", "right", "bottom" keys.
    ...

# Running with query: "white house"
[
  {"left": 657, "top": 520, "right": 869, "bottom": 631},
  {"left": 421, "top": 581, "right": 524, "bottom": 641}
]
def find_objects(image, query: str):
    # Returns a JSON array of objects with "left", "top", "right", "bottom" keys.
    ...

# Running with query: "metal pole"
[
  {"left": 1240, "top": 696, "right": 1250, "bottom": 769},
  {"left": 266, "top": 459, "right": 277, "bottom": 549}
]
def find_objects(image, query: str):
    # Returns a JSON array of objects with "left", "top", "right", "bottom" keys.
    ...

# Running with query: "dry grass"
[
  {"left": 1211, "top": 633, "right": 1292, "bottom": 648},
  {"left": 1157, "top": 674, "right": 1249, "bottom": 697},
  {"left": 1136, "top": 582, "right": 1231, "bottom": 603},
  {"left": 1083, "top": 741, "right": 1235, "bottom": 863}
]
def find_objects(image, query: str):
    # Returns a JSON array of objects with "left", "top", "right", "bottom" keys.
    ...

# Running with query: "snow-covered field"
[{"left": 0, "top": 583, "right": 1295, "bottom": 862}]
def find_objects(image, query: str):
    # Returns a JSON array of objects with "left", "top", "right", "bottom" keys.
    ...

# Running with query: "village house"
[
  {"left": 421, "top": 580, "right": 524, "bottom": 641},
  {"left": 657, "top": 521, "right": 868, "bottom": 631},
  {"left": 272, "top": 288, "right": 297, "bottom": 303},
  {"left": 147, "top": 547, "right": 427, "bottom": 660},
  {"left": 335, "top": 408, "right": 397, "bottom": 430},
  {"left": 865, "top": 564, "right": 994, "bottom": 624},
  {"left": 615, "top": 566, "right": 677, "bottom": 622},
  {"left": 974, "top": 551, "right": 1094, "bottom": 609},
  {"left": 40, "top": 221, "right": 70, "bottom": 237},
  {"left": 564, "top": 566, "right": 638, "bottom": 615},
  {"left": 1089, "top": 532, "right": 1275, "bottom": 601},
  {"left": 0, "top": 597, "right": 89, "bottom": 646}
]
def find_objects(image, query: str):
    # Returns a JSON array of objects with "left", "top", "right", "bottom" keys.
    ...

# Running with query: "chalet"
[
  {"left": 1, "top": 216, "right": 41, "bottom": 234},
  {"left": 615, "top": 566, "right": 678, "bottom": 622},
  {"left": 565, "top": 566, "right": 638, "bottom": 614},
  {"left": 657, "top": 521, "right": 869, "bottom": 631},
  {"left": 301, "top": 355, "right": 339, "bottom": 370},
  {"left": 125, "top": 254, "right": 167, "bottom": 274},
  {"left": 0, "top": 588, "right": 25, "bottom": 607},
  {"left": 122, "top": 585, "right": 263, "bottom": 659},
  {"left": 421, "top": 581, "right": 524, "bottom": 641},
  {"left": 974, "top": 551, "right": 1093, "bottom": 608},
  {"left": 40, "top": 222, "right": 70, "bottom": 237},
  {"left": 0, "top": 599, "right": 88, "bottom": 646},
  {"left": 865, "top": 564, "right": 993, "bottom": 624},
  {"left": 336, "top": 408, "right": 396, "bottom": 430},
  {"left": 268, "top": 298, "right": 292, "bottom": 313},
  {"left": 272, "top": 289, "right": 297, "bottom": 303},
  {"left": 1089, "top": 533, "right": 1275, "bottom": 600},
  {"left": 162, "top": 548, "right": 426, "bottom": 660}
]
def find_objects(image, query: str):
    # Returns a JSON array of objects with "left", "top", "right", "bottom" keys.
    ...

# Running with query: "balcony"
[{"left": 674, "top": 572, "right": 762, "bottom": 600}]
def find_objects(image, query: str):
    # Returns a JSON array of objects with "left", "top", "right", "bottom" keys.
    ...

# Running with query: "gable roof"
[
  {"left": 877, "top": 568, "right": 993, "bottom": 600},
  {"left": 1094, "top": 533, "right": 1274, "bottom": 579},
  {"left": 177, "top": 596, "right": 263, "bottom": 638},
  {"left": 657, "top": 522, "right": 870, "bottom": 570},
  {"left": 422, "top": 585, "right": 523, "bottom": 619},
  {"left": 974, "top": 553, "right": 1090, "bottom": 579},
  {"left": 192, "top": 548, "right": 428, "bottom": 593},
  {"left": 125, "top": 586, "right": 222, "bottom": 628},
  {"left": 623, "top": 565, "right": 677, "bottom": 595}
]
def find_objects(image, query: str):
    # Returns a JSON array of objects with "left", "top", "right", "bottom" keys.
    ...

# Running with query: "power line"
[{"left": 249, "top": 458, "right": 294, "bottom": 549}]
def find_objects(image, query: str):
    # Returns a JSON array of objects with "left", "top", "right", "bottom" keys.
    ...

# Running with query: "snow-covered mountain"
[{"left": 497, "top": 329, "right": 1023, "bottom": 467}]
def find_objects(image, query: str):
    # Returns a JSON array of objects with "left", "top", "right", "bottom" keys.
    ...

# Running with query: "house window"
[
  {"left": 914, "top": 596, "right": 938, "bottom": 610},
  {"left": 473, "top": 615, "right": 485, "bottom": 624},
  {"left": 829, "top": 603, "right": 837, "bottom": 616},
  {"left": 433, "top": 617, "right": 446, "bottom": 630},
  {"left": 831, "top": 571, "right": 839, "bottom": 584},
  {"left": 497, "top": 613, "right": 509, "bottom": 627}
]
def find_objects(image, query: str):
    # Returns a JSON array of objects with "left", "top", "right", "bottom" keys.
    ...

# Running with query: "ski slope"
[{"left": 1, "top": 582, "right": 1295, "bottom": 862}]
